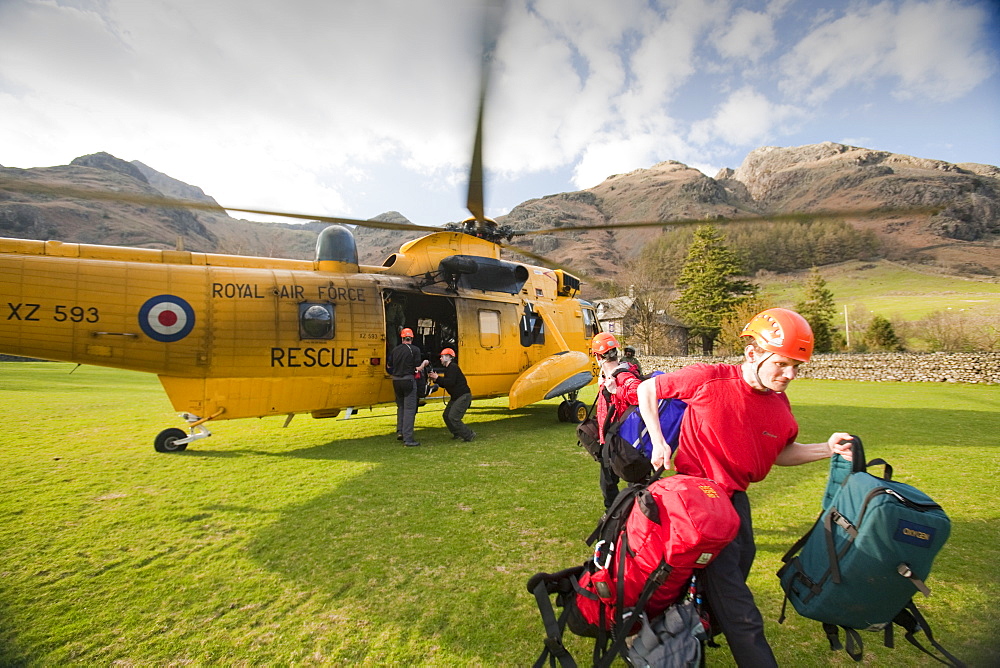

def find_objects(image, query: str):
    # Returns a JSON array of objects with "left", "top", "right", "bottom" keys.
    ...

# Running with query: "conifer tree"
[
  {"left": 866, "top": 314, "right": 904, "bottom": 351},
  {"left": 795, "top": 267, "right": 837, "bottom": 353},
  {"left": 674, "top": 225, "right": 756, "bottom": 354}
]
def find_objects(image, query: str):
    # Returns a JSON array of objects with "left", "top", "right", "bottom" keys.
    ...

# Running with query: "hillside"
[
  {"left": 0, "top": 153, "right": 319, "bottom": 259},
  {"left": 1, "top": 144, "right": 998, "bottom": 282},
  {"left": 758, "top": 259, "right": 1000, "bottom": 320}
]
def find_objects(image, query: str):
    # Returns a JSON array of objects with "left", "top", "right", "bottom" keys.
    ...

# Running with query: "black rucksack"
[{"left": 576, "top": 370, "right": 686, "bottom": 483}]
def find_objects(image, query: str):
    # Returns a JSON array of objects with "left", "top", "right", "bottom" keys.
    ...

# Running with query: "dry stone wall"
[{"left": 640, "top": 352, "right": 1000, "bottom": 385}]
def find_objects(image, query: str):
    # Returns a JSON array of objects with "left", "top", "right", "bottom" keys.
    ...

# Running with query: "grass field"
[
  {"left": 757, "top": 260, "right": 1000, "bottom": 320},
  {"left": 1, "top": 363, "right": 998, "bottom": 666}
]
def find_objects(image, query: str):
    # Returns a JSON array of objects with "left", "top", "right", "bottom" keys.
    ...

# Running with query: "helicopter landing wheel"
[
  {"left": 557, "top": 400, "right": 571, "bottom": 422},
  {"left": 568, "top": 400, "right": 587, "bottom": 424},
  {"left": 154, "top": 428, "right": 189, "bottom": 453}
]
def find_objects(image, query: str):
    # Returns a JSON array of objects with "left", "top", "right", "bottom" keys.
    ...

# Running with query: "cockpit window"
[
  {"left": 520, "top": 313, "right": 545, "bottom": 346},
  {"left": 582, "top": 307, "right": 599, "bottom": 339}
]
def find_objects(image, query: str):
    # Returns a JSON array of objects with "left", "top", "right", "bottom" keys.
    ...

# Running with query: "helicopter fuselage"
[{"left": 0, "top": 230, "right": 599, "bottom": 429}]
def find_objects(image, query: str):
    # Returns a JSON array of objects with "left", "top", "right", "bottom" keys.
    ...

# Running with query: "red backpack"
[
  {"left": 528, "top": 473, "right": 740, "bottom": 668},
  {"left": 567, "top": 474, "right": 740, "bottom": 637}
]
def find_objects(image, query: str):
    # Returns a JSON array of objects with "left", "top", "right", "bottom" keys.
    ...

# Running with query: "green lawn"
[
  {"left": 758, "top": 260, "right": 1000, "bottom": 320},
  {"left": 1, "top": 363, "right": 997, "bottom": 666}
]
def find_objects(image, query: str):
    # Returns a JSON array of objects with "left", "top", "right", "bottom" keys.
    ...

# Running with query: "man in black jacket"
[
  {"left": 428, "top": 348, "right": 475, "bottom": 442},
  {"left": 388, "top": 327, "right": 428, "bottom": 447}
]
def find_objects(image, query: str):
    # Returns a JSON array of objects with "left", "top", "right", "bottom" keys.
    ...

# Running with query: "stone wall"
[{"left": 640, "top": 352, "right": 1000, "bottom": 384}]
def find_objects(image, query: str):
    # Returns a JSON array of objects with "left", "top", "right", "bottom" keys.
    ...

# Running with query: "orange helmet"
[
  {"left": 741, "top": 308, "right": 814, "bottom": 362},
  {"left": 440, "top": 348, "right": 456, "bottom": 357},
  {"left": 591, "top": 332, "right": 620, "bottom": 356},
  {"left": 400, "top": 327, "right": 414, "bottom": 339}
]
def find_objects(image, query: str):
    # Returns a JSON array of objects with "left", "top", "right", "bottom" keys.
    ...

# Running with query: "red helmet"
[
  {"left": 400, "top": 327, "right": 414, "bottom": 339},
  {"left": 440, "top": 348, "right": 456, "bottom": 357},
  {"left": 591, "top": 332, "right": 620, "bottom": 356},
  {"left": 741, "top": 308, "right": 814, "bottom": 362}
]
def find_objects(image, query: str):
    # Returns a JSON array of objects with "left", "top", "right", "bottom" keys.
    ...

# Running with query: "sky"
[{"left": 1, "top": 0, "right": 998, "bottom": 227}]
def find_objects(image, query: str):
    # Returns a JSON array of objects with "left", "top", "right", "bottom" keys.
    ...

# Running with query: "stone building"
[{"left": 594, "top": 296, "right": 689, "bottom": 355}]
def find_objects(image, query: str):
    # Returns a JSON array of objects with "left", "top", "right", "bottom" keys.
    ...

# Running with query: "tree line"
[
  {"left": 637, "top": 219, "right": 881, "bottom": 284},
  {"left": 601, "top": 223, "right": 998, "bottom": 355}
]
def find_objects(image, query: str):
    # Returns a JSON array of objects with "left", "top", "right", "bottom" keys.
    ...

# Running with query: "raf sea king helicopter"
[{"left": 0, "top": 6, "right": 602, "bottom": 452}]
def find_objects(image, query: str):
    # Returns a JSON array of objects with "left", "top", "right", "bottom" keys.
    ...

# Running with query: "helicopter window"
[
  {"left": 478, "top": 309, "right": 501, "bottom": 348},
  {"left": 299, "top": 302, "right": 335, "bottom": 340},
  {"left": 519, "top": 313, "right": 545, "bottom": 347},
  {"left": 582, "top": 307, "right": 599, "bottom": 339}
]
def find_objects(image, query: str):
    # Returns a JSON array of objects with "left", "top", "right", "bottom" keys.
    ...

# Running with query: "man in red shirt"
[
  {"left": 591, "top": 332, "right": 643, "bottom": 508},
  {"left": 637, "top": 308, "right": 853, "bottom": 667}
]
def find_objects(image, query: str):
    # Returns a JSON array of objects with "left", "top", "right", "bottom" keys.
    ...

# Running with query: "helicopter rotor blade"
[
  {"left": 465, "top": 0, "right": 504, "bottom": 227},
  {"left": 518, "top": 204, "right": 945, "bottom": 236},
  {"left": 1, "top": 173, "right": 951, "bottom": 285},
  {"left": 0, "top": 177, "right": 446, "bottom": 235}
]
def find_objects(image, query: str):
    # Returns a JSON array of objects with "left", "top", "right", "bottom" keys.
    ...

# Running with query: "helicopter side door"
[{"left": 454, "top": 297, "right": 521, "bottom": 398}]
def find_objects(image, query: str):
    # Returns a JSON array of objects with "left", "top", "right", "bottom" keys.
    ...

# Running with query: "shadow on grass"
[
  {"left": 181, "top": 403, "right": 556, "bottom": 461},
  {"left": 238, "top": 402, "right": 999, "bottom": 664},
  {"left": 235, "top": 400, "right": 601, "bottom": 663}
]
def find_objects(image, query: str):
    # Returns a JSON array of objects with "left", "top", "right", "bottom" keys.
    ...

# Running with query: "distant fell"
[
  {"left": 0, "top": 152, "right": 317, "bottom": 258},
  {"left": 1, "top": 144, "right": 997, "bottom": 279},
  {"left": 501, "top": 143, "right": 999, "bottom": 279}
]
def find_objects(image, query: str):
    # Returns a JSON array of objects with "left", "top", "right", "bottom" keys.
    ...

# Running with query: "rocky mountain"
[
  {"left": 499, "top": 143, "right": 999, "bottom": 280},
  {"left": 0, "top": 152, "right": 318, "bottom": 258},
  {"left": 1, "top": 144, "right": 997, "bottom": 282},
  {"left": 500, "top": 160, "right": 758, "bottom": 280},
  {"left": 723, "top": 143, "right": 999, "bottom": 274}
]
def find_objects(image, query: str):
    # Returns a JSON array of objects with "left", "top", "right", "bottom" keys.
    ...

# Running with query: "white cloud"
[
  {"left": 713, "top": 8, "right": 777, "bottom": 62},
  {"left": 779, "top": 0, "right": 996, "bottom": 104},
  {"left": 887, "top": 0, "right": 997, "bottom": 101},
  {"left": 0, "top": 0, "right": 486, "bottom": 218},
  {"left": 0, "top": 0, "right": 997, "bottom": 226},
  {"left": 690, "top": 86, "right": 803, "bottom": 146},
  {"left": 838, "top": 137, "right": 874, "bottom": 148}
]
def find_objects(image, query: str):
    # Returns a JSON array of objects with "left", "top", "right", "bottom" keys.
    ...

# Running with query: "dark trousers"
[
  {"left": 702, "top": 491, "right": 778, "bottom": 667},
  {"left": 393, "top": 378, "right": 417, "bottom": 443},
  {"left": 599, "top": 459, "right": 620, "bottom": 509},
  {"left": 443, "top": 392, "right": 473, "bottom": 439}
]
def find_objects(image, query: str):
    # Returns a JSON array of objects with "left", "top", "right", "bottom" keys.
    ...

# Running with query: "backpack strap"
[
  {"left": 820, "top": 623, "right": 863, "bottom": 661},
  {"left": 866, "top": 457, "right": 894, "bottom": 480},
  {"left": 584, "top": 391, "right": 600, "bottom": 421},
  {"left": 610, "top": 367, "right": 636, "bottom": 380},
  {"left": 843, "top": 626, "right": 865, "bottom": 661},
  {"left": 823, "top": 507, "right": 858, "bottom": 584},
  {"left": 585, "top": 469, "right": 663, "bottom": 546},
  {"left": 594, "top": 540, "right": 672, "bottom": 668},
  {"left": 893, "top": 600, "right": 968, "bottom": 667},
  {"left": 528, "top": 569, "right": 582, "bottom": 668}
]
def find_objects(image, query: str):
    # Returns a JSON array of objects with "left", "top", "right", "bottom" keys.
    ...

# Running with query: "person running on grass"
[{"left": 636, "top": 307, "right": 853, "bottom": 667}]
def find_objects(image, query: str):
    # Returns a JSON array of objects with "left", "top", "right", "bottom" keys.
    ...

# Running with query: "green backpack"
[{"left": 777, "top": 435, "right": 964, "bottom": 666}]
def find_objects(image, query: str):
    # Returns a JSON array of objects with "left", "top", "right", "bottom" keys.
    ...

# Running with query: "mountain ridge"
[{"left": 1, "top": 144, "right": 997, "bottom": 283}]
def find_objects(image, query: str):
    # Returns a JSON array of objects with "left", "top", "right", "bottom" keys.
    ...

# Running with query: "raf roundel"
[{"left": 138, "top": 295, "right": 196, "bottom": 343}]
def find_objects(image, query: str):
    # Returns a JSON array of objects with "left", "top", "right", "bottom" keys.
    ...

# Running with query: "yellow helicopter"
[
  {"left": 0, "top": 5, "right": 611, "bottom": 452},
  {"left": 0, "top": 215, "right": 601, "bottom": 452}
]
